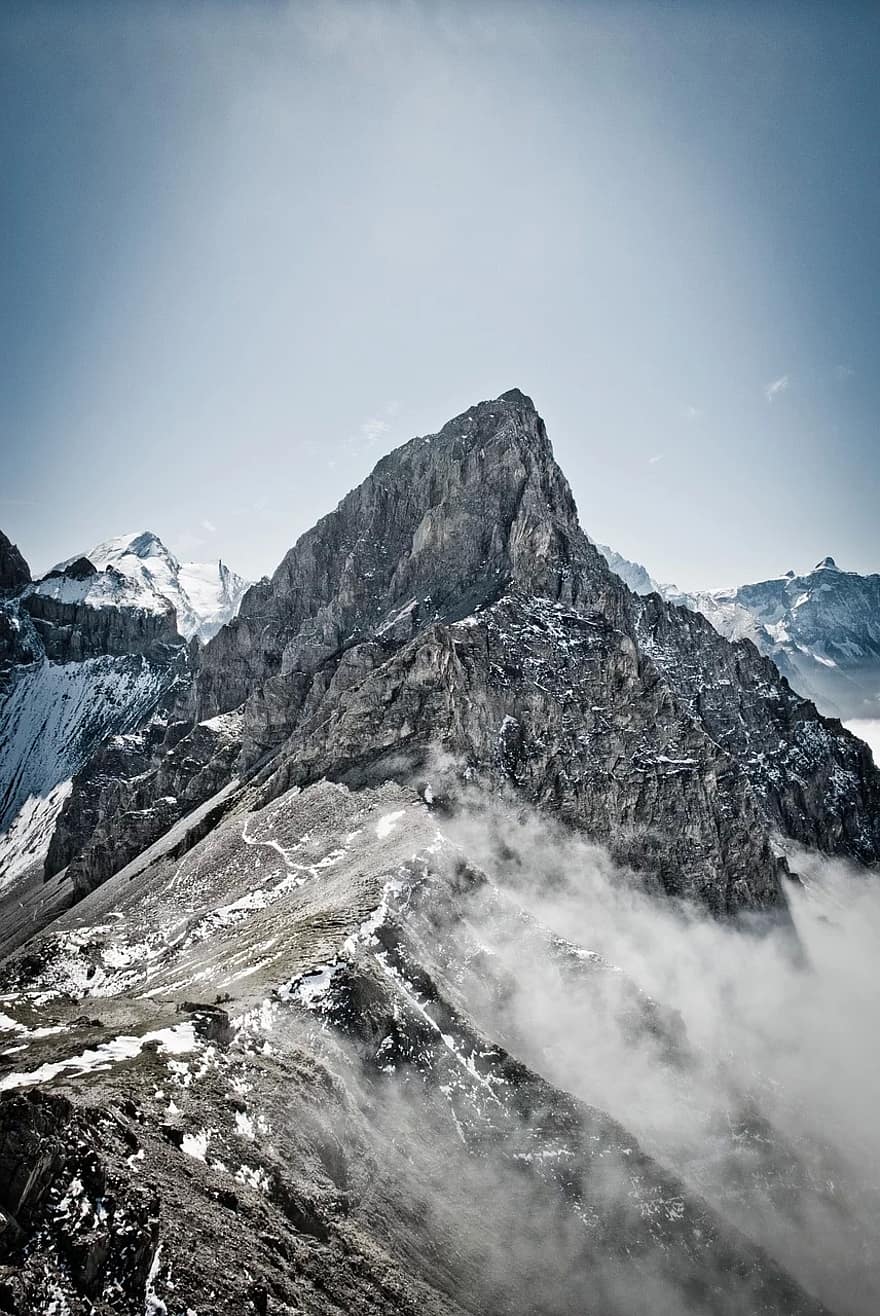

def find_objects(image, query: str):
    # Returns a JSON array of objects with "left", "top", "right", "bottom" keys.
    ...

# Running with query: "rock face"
[
  {"left": 20, "top": 568, "right": 182, "bottom": 662},
  {"left": 188, "top": 391, "right": 877, "bottom": 902},
  {"left": 0, "top": 530, "right": 30, "bottom": 595},
  {"left": 51, "top": 711, "right": 243, "bottom": 900},
  {"left": 42, "top": 392, "right": 880, "bottom": 923},
  {"left": 598, "top": 544, "right": 880, "bottom": 721}
]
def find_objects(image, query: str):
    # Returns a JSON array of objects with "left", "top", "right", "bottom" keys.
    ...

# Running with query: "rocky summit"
[{"left": 0, "top": 392, "right": 878, "bottom": 1315}]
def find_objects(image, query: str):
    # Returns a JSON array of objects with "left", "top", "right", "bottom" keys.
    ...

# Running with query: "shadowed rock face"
[
  {"left": 48, "top": 390, "right": 880, "bottom": 920},
  {"left": 19, "top": 581, "right": 182, "bottom": 664},
  {"left": 0, "top": 552, "right": 190, "bottom": 897},
  {"left": 0, "top": 530, "right": 29, "bottom": 596},
  {"left": 193, "top": 389, "right": 603, "bottom": 724}
]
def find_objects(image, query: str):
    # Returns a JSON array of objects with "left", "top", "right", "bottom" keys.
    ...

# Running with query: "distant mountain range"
[{"left": 597, "top": 544, "right": 880, "bottom": 724}]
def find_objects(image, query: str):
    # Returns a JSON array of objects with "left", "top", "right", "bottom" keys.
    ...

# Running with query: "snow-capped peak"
[
  {"left": 814, "top": 555, "right": 840, "bottom": 572},
  {"left": 52, "top": 531, "right": 249, "bottom": 642}
]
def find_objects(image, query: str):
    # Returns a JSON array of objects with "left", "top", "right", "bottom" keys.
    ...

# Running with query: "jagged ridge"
[{"left": 41, "top": 390, "right": 880, "bottom": 928}]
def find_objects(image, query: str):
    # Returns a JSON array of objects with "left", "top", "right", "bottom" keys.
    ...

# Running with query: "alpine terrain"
[
  {"left": 0, "top": 531, "right": 248, "bottom": 914},
  {"left": 0, "top": 392, "right": 878, "bottom": 1316},
  {"left": 597, "top": 546, "right": 880, "bottom": 726}
]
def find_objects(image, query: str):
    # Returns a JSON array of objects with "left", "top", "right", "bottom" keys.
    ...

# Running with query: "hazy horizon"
[
  {"left": 3, "top": 1, "right": 878, "bottom": 590},
  {"left": 6, "top": 383, "right": 878, "bottom": 593}
]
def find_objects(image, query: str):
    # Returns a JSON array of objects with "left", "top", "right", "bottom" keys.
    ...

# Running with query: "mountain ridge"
[
  {"left": 25, "top": 389, "right": 879, "bottom": 934},
  {"left": 597, "top": 544, "right": 880, "bottom": 721},
  {"left": 1, "top": 391, "right": 877, "bottom": 1315}
]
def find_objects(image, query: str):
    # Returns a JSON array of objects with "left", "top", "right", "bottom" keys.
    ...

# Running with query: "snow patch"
[
  {"left": 0, "top": 1020, "right": 197, "bottom": 1092},
  {"left": 375, "top": 809, "right": 405, "bottom": 840}
]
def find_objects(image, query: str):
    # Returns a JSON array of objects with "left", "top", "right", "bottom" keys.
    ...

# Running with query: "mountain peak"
[
  {"left": 46, "top": 531, "right": 249, "bottom": 642},
  {"left": 496, "top": 386, "right": 537, "bottom": 409},
  {"left": 814, "top": 556, "right": 839, "bottom": 572},
  {"left": 125, "top": 530, "right": 173, "bottom": 560}
]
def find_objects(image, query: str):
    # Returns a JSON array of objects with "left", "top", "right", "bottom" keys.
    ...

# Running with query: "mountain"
[
  {"left": 0, "top": 392, "right": 878, "bottom": 1314},
  {"left": 688, "top": 559, "right": 880, "bottom": 723},
  {"left": 56, "top": 530, "right": 251, "bottom": 643},
  {"left": 0, "top": 530, "right": 249, "bottom": 894},
  {"left": 64, "top": 388, "right": 870, "bottom": 924},
  {"left": 0, "top": 546, "right": 189, "bottom": 897},
  {"left": 594, "top": 542, "right": 665, "bottom": 597},
  {"left": 596, "top": 546, "right": 880, "bottom": 723}
]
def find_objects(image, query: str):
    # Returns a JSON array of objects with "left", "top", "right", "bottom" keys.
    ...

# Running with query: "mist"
[{"left": 423, "top": 800, "right": 880, "bottom": 1314}]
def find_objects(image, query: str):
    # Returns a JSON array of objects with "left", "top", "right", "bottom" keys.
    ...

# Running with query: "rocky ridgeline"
[
  {"left": 0, "top": 782, "right": 839, "bottom": 1314},
  {"left": 600, "top": 543, "right": 880, "bottom": 721},
  {"left": 40, "top": 390, "right": 880, "bottom": 928}
]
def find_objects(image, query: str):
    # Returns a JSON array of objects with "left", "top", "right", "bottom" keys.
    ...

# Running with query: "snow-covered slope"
[
  {"left": 0, "top": 537, "right": 190, "bottom": 887},
  {"left": 599, "top": 545, "right": 880, "bottom": 721},
  {"left": 594, "top": 542, "right": 666, "bottom": 596},
  {"left": 0, "top": 649, "right": 174, "bottom": 888},
  {"left": 57, "top": 531, "right": 250, "bottom": 641},
  {"left": 26, "top": 561, "right": 170, "bottom": 615}
]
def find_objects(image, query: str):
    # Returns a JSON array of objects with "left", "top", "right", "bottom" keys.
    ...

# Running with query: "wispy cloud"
[
  {"left": 765, "top": 374, "right": 790, "bottom": 402},
  {"left": 682, "top": 404, "right": 702, "bottom": 420},
  {"left": 647, "top": 454, "right": 663, "bottom": 465},
  {"left": 360, "top": 417, "right": 391, "bottom": 445},
  {"left": 342, "top": 400, "right": 402, "bottom": 465},
  {"left": 833, "top": 363, "right": 855, "bottom": 382},
  {"left": 202, "top": 518, "right": 217, "bottom": 533}
]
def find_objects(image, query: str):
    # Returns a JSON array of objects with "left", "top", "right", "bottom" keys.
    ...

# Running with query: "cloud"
[
  {"left": 765, "top": 374, "right": 790, "bottom": 402},
  {"left": 201, "top": 518, "right": 217, "bottom": 533},
  {"left": 360, "top": 417, "right": 391, "bottom": 445},
  {"left": 648, "top": 454, "right": 663, "bottom": 464},
  {"left": 834, "top": 364, "right": 856, "bottom": 382},
  {"left": 682, "top": 404, "right": 702, "bottom": 420},
  {"left": 436, "top": 794, "right": 880, "bottom": 1313},
  {"left": 343, "top": 400, "right": 402, "bottom": 463}
]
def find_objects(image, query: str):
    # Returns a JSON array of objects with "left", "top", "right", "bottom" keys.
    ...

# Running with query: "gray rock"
[{"left": 0, "top": 529, "right": 29, "bottom": 595}]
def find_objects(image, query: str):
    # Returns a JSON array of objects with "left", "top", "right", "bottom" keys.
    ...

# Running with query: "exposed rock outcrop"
[
  {"left": 0, "top": 530, "right": 29, "bottom": 596},
  {"left": 599, "top": 543, "right": 880, "bottom": 721}
]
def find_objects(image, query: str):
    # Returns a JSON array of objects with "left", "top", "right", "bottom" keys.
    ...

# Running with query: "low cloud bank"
[{"left": 440, "top": 802, "right": 880, "bottom": 1315}]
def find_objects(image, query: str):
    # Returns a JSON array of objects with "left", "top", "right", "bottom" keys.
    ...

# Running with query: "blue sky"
[{"left": 2, "top": 1, "right": 878, "bottom": 589}]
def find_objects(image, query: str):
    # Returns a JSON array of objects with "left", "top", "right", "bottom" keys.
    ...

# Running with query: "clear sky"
[{"left": 2, "top": 1, "right": 878, "bottom": 590}]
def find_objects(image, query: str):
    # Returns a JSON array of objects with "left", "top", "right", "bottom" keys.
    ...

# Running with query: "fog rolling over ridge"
[
  {"left": 442, "top": 798, "right": 880, "bottom": 1315},
  {"left": 0, "top": 389, "right": 878, "bottom": 1315}
]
